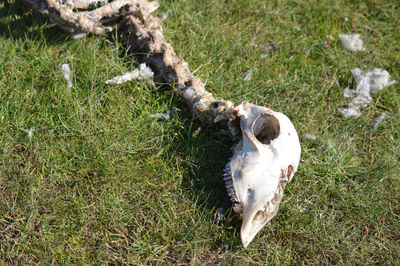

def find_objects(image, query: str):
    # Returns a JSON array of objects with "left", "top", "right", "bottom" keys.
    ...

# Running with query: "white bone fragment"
[
  {"left": 105, "top": 63, "right": 154, "bottom": 85},
  {"left": 339, "top": 68, "right": 396, "bottom": 118},
  {"left": 71, "top": 32, "right": 87, "bottom": 40},
  {"left": 149, "top": 110, "right": 172, "bottom": 120},
  {"left": 339, "top": 33, "right": 365, "bottom": 51},
  {"left": 61, "top": 63, "right": 73, "bottom": 89}
]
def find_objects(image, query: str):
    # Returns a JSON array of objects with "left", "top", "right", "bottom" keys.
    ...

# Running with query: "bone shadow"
[
  {"left": 0, "top": 1, "right": 72, "bottom": 45},
  {"left": 156, "top": 95, "right": 243, "bottom": 249},
  {"left": 166, "top": 97, "right": 234, "bottom": 209}
]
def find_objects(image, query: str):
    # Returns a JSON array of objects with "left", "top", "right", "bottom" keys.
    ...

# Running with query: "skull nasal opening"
[{"left": 252, "top": 114, "right": 280, "bottom": 144}]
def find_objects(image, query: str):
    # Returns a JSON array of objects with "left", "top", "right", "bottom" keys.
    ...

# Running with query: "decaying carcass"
[{"left": 23, "top": 0, "right": 301, "bottom": 247}]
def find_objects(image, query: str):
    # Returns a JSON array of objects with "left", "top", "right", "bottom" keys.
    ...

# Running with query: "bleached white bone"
[
  {"left": 105, "top": 63, "right": 154, "bottom": 85},
  {"left": 225, "top": 102, "right": 301, "bottom": 248}
]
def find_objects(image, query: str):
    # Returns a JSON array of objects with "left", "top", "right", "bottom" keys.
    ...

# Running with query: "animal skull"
[{"left": 224, "top": 101, "right": 301, "bottom": 248}]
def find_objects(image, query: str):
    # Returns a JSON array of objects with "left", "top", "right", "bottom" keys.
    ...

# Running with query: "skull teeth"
[
  {"left": 225, "top": 182, "right": 233, "bottom": 188},
  {"left": 222, "top": 161, "right": 239, "bottom": 205},
  {"left": 223, "top": 176, "right": 231, "bottom": 181}
]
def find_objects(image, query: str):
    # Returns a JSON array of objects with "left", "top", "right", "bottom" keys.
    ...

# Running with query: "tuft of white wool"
[
  {"left": 303, "top": 133, "right": 317, "bottom": 141},
  {"left": 243, "top": 70, "right": 253, "bottom": 81},
  {"left": 27, "top": 128, "right": 34, "bottom": 138},
  {"left": 105, "top": 63, "right": 154, "bottom": 85},
  {"left": 343, "top": 87, "right": 356, "bottom": 98},
  {"left": 161, "top": 10, "right": 171, "bottom": 21},
  {"left": 61, "top": 63, "right": 73, "bottom": 89},
  {"left": 339, "top": 33, "right": 365, "bottom": 51},
  {"left": 372, "top": 112, "right": 386, "bottom": 128},
  {"left": 338, "top": 68, "right": 396, "bottom": 118}
]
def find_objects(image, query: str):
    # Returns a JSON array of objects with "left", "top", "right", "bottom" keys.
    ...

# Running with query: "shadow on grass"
[
  {"left": 0, "top": 0, "right": 71, "bottom": 45},
  {"left": 169, "top": 99, "right": 234, "bottom": 208},
  {"left": 158, "top": 97, "right": 242, "bottom": 249}
]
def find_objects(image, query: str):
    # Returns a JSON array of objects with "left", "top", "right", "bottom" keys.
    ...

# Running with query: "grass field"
[{"left": 1, "top": 0, "right": 399, "bottom": 264}]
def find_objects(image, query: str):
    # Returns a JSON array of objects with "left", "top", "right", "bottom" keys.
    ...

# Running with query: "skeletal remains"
[{"left": 24, "top": 0, "right": 301, "bottom": 247}]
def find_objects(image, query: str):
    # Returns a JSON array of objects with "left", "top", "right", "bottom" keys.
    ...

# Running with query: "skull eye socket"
[{"left": 252, "top": 114, "right": 280, "bottom": 144}]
